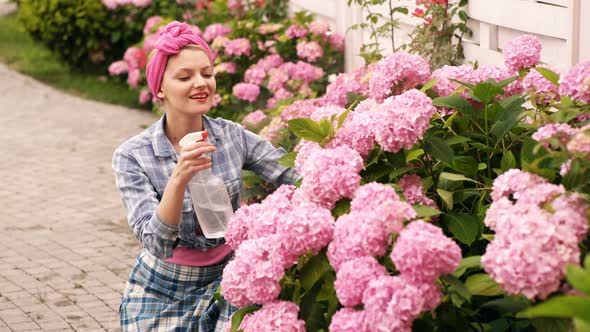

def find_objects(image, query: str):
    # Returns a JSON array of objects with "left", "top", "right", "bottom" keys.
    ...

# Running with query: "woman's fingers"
[{"left": 180, "top": 142, "right": 216, "bottom": 160}]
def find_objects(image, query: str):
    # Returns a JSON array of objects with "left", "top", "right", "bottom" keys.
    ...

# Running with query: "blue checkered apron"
[{"left": 120, "top": 249, "right": 236, "bottom": 331}]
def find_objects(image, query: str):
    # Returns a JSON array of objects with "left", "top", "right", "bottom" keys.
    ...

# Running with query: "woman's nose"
[{"left": 193, "top": 75, "right": 206, "bottom": 87}]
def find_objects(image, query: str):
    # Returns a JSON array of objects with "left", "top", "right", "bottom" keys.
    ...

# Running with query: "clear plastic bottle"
[{"left": 179, "top": 131, "right": 233, "bottom": 238}]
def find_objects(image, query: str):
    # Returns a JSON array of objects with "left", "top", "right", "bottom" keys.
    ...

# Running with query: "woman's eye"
[
  {"left": 178, "top": 77, "right": 190, "bottom": 81},
  {"left": 202, "top": 74, "right": 213, "bottom": 78}
]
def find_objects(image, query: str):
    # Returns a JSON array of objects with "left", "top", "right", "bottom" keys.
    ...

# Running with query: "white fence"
[{"left": 289, "top": 0, "right": 590, "bottom": 73}]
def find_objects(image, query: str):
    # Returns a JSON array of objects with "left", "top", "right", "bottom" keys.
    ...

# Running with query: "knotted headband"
[{"left": 146, "top": 21, "right": 214, "bottom": 101}]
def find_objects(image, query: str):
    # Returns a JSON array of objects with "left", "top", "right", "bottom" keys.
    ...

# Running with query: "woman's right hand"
[{"left": 171, "top": 141, "right": 216, "bottom": 186}]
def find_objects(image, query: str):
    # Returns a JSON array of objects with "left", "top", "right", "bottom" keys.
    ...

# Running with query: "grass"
[{"left": 0, "top": 13, "right": 147, "bottom": 110}]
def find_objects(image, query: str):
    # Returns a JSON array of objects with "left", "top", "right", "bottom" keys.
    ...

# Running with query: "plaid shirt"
[{"left": 112, "top": 114, "right": 298, "bottom": 259}]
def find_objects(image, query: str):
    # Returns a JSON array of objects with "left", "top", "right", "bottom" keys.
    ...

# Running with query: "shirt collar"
[{"left": 152, "top": 114, "right": 224, "bottom": 158}]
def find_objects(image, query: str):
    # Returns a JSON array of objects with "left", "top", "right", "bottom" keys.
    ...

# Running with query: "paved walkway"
[{"left": 0, "top": 59, "right": 158, "bottom": 330}]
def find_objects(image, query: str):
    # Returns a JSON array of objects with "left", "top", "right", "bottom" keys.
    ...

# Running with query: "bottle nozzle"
[{"left": 179, "top": 130, "right": 209, "bottom": 148}]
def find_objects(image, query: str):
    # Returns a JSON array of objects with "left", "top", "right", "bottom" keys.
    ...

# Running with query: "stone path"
[{"left": 0, "top": 60, "right": 158, "bottom": 330}]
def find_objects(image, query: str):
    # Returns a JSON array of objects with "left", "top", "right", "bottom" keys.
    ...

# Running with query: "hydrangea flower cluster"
[
  {"left": 398, "top": 174, "right": 438, "bottom": 210},
  {"left": 321, "top": 65, "right": 371, "bottom": 106},
  {"left": 231, "top": 301, "right": 306, "bottom": 332},
  {"left": 391, "top": 220, "right": 462, "bottom": 283},
  {"left": 241, "top": 110, "right": 268, "bottom": 129},
  {"left": 299, "top": 145, "right": 364, "bottom": 208},
  {"left": 482, "top": 169, "right": 588, "bottom": 299},
  {"left": 224, "top": 38, "right": 251, "bottom": 57},
  {"left": 232, "top": 82, "right": 261, "bottom": 102},
  {"left": 431, "top": 64, "right": 478, "bottom": 100},
  {"left": 558, "top": 60, "right": 590, "bottom": 104},
  {"left": 503, "top": 34, "right": 542, "bottom": 72},
  {"left": 296, "top": 40, "right": 324, "bottom": 62},
  {"left": 373, "top": 89, "right": 436, "bottom": 152},
  {"left": 202, "top": 23, "right": 232, "bottom": 42},
  {"left": 522, "top": 66, "right": 561, "bottom": 105},
  {"left": 223, "top": 185, "right": 335, "bottom": 306},
  {"left": 329, "top": 308, "right": 371, "bottom": 332},
  {"left": 368, "top": 51, "right": 431, "bottom": 102}
]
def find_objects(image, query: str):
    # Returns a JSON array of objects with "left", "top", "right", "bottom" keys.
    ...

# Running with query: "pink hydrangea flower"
[
  {"left": 143, "top": 16, "right": 161, "bottom": 35},
  {"left": 398, "top": 174, "right": 438, "bottom": 210},
  {"left": 290, "top": 61, "right": 324, "bottom": 82},
  {"left": 322, "top": 71, "right": 368, "bottom": 107},
  {"left": 482, "top": 171, "right": 588, "bottom": 300},
  {"left": 363, "top": 275, "right": 426, "bottom": 332},
  {"left": 221, "top": 238, "right": 286, "bottom": 307},
  {"left": 329, "top": 34, "right": 345, "bottom": 52},
  {"left": 233, "top": 83, "right": 260, "bottom": 102},
  {"left": 132, "top": 0, "right": 151, "bottom": 7},
  {"left": 108, "top": 60, "right": 128, "bottom": 76},
  {"left": 202, "top": 23, "right": 231, "bottom": 42},
  {"left": 329, "top": 308, "right": 370, "bottom": 332},
  {"left": 138, "top": 89, "right": 151, "bottom": 104},
  {"left": 351, "top": 182, "right": 416, "bottom": 234},
  {"left": 309, "top": 21, "right": 330, "bottom": 36},
  {"left": 431, "top": 64, "right": 477, "bottom": 98},
  {"left": 127, "top": 68, "right": 141, "bottom": 87},
  {"left": 328, "top": 109, "right": 376, "bottom": 157},
  {"left": 102, "top": 0, "right": 118, "bottom": 10},
  {"left": 224, "top": 38, "right": 251, "bottom": 57},
  {"left": 280, "top": 99, "right": 320, "bottom": 121},
  {"left": 299, "top": 145, "right": 364, "bottom": 208},
  {"left": 334, "top": 256, "right": 387, "bottom": 306},
  {"left": 244, "top": 66, "right": 267, "bottom": 85},
  {"left": 559, "top": 60, "right": 590, "bottom": 104},
  {"left": 567, "top": 130, "right": 590, "bottom": 155},
  {"left": 285, "top": 24, "right": 308, "bottom": 38},
  {"left": 532, "top": 123, "right": 577, "bottom": 149},
  {"left": 475, "top": 64, "right": 523, "bottom": 96},
  {"left": 372, "top": 89, "right": 436, "bottom": 152},
  {"left": 240, "top": 301, "right": 305, "bottom": 332},
  {"left": 327, "top": 211, "right": 389, "bottom": 271},
  {"left": 391, "top": 220, "right": 462, "bottom": 283},
  {"left": 242, "top": 110, "right": 268, "bottom": 128},
  {"left": 368, "top": 51, "right": 431, "bottom": 102},
  {"left": 522, "top": 66, "right": 561, "bottom": 105},
  {"left": 296, "top": 41, "right": 324, "bottom": 63},
  {"left": 257, "top": 54, "right": 284, "bottom": 72},
  {"left": 225, "top": 202, "right": 263, "bottom": 249},
  {"left": 212, "top": 94, "right": 222, "bottom": 107},
  {"left": 123, "top": 46, "right": 147, "bottom": 70},
  {"left": 503, "top": 34, "right": 542, "bottom": 72},
  {"left": 273, "top": 88, "right": 294, "bottom": 102},
  {"left": 259, "top": 117, "right": 286, "bottom": 142},
  {"left": 214, "top": 62, "right": 237, "bottom": 75},
  {"left": 294, "top": 140, "right": 321, "bottom": 172},
  {"left": 267, "top": 67, "right": 289, "bottom": 93}
]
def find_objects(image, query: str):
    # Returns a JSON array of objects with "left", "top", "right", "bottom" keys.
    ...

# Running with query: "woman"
[{"left": 112, "top": 21, "right": 298, "bottom": 331}]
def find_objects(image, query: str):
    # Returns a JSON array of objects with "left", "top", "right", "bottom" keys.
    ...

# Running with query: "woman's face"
[{"left": 158, "top": 47, "right": 216, "bottom": 117}]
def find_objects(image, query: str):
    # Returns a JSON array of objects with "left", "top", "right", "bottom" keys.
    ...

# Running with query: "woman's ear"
[{"left": 157, "top": 91, "right": 165, "bottom": 99}]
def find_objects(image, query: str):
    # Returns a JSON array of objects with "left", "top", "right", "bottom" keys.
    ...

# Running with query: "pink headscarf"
[{"left": 146, "top": 21, "right": 214, "bottom": 101}]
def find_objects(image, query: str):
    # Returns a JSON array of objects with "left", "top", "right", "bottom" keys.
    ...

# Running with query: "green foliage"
[{"left": 17, "top": 0, "right": 184, "bottom": 68}]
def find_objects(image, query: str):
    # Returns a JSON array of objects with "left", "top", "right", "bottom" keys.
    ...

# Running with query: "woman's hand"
[{"left": 171, "top": 141, "right": 216, "bottom": 187}]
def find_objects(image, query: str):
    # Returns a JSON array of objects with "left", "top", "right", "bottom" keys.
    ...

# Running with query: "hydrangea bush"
[{"left": 222, "top": 34, "right": 590, "bottom": 331}]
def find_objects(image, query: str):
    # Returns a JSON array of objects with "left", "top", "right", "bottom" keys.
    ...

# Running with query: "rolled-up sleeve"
[
  {"left": 112, "top": 149, "right": 177, "bottom": 259},
  {"left": 241, "top": 128, "right": 301, "bottom": 185}
]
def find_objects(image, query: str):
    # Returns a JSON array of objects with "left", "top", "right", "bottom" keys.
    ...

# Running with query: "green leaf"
[
  {"left": 574, "top": 318, "right": 590, "bottom": 332},
  {"left": 566, "top": 264, "right": 590, "bottom": 296},
  {"left": 230, "top": 305, "right": 259, "bottom": 332},
  {"left": 518, "top": 296, "right": 590, "bottom": 321},
  {"left": 458, "top": 10, "right": 469, "bottom": 22},
  {"left": 445, "top": 136, "right": 471, "bottom": 145},
  {"left": 500, "top": 151, "right": 516, "bottom": 171},
  {"left": 414, "top": 205, "right": 441, "bottom": 218},
  {"left": 450, "top": 156, "right": 479, "bottom": 176},
  {"left": 336, "top": 107, "right": 352, "bottom": 130},
  {"left": 300, "top": 253, "right": 329, "bottom": 290},
  {"left": 480, "top": 296, "right": 530, "bottom": 315},
  {"left": 432, "top": 96, "right": 478, "bottom": 119},
  {"left": 490, "top": 101, "right": 527, "bottom": 139},
  {"left": 452, "top": 256, "right": 482, "bottom": 277},
  {"left": 534, "top": 67, "right": 560, "bottom": 87},
  {"left": 278, "top": 151, "right": 296, "bottom": 168},
  {"left": 287, "top": 118, "right": 330, "bottom": 143},
  {"left": 437, "top": 189, "right": 454, "bottom": 210},
  {"left": 471, "top": 80, "right": 504, "bottom": 104},
  {"left": 441, "top": 274, "right": 472, "bottom": 303},
  {"left": 440, "top": 172, "right": 478, "bottom": 183},
  {"left": 406, "top": 149, "right": 424, "bottom": 162},
  {"left": 464, "top": 273, "right": 505, "bottom": 296},
  {"left": 332, "top": 198, "right": 351, "bottom": 218},
  {"left": 443, "top": 213, "right": 480, "bottom": 245},
  {"left": 531, "top": 318, "right": 572, "bottom": 332},
  {"left": 420, "top": 77, "right": 437, "bottom": 92},
  {"left": 424, "top": 136, "right": 455, "bottom": 164}
]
